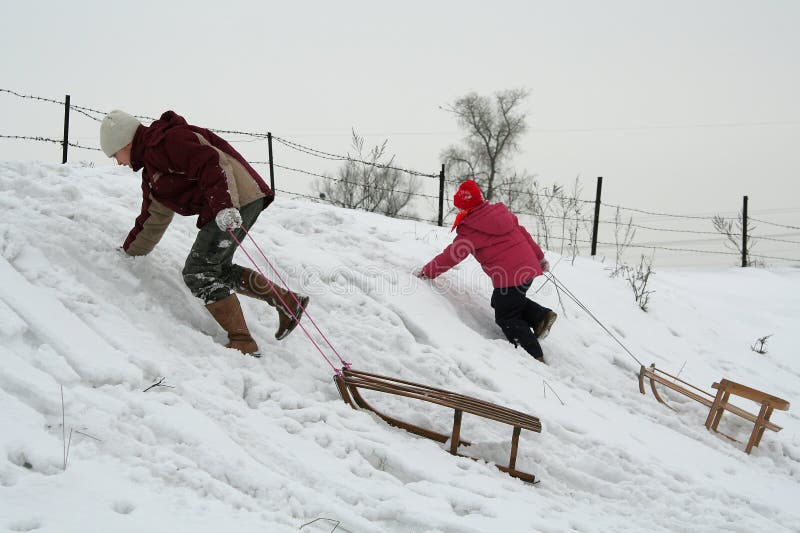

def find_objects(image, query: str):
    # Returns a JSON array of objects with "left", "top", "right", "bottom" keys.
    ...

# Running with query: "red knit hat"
[
  {"left": 453, "top": 180, "right": 484, "bottom": 210},
  {"left": 451, "top": 180, "right": 485, "bottom": 231}
]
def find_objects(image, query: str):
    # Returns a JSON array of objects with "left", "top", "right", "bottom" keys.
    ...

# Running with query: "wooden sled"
[
  {"left": 639, "top": 364, "right": 789, "bottom": 453},
  {"left": 334, "top": 367, "right": 541, "bottom": 482},
  {"left": 638, "top": 363, "right": 716, "bottom": 411}
]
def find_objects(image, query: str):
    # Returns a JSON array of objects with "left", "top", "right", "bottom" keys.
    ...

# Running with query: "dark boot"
[
  {"left": 498, "top": 319, "right": 544, "bottom": 360},
  {"left": 534, "top": 310, "right": 558, "bottom": 339},
  {"left": 205, "top": 294, "right": 260, "bottom": 356},
  {"left": 521, "top": 299, "right": 548, "bottom": 328},
  {"left": 237, "top": 268, "right": 309, "bottom": 340}
]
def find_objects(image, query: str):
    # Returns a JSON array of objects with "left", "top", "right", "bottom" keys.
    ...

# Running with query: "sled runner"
[
  {"left": 335, "top": 367, "right": 541, "bottom": 482},
  {"left": 639, "top": 364, "right": 789, "bottom": 453}
]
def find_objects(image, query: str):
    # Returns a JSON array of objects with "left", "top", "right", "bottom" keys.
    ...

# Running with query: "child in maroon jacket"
[
  {"left": 99, "top": 110, "right": 308, "bottom": 357},
  {"left": 418, "top": 180, "right": 556, "bottom": 362}
]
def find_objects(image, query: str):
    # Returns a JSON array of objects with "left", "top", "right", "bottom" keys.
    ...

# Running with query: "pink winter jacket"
[{"left": 421, "top": 202, "right": 545, "bottom": 288}]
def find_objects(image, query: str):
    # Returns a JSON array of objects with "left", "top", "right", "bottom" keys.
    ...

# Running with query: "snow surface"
[{"left": 0, "top": 160, "right": 799, "bottom": 533}]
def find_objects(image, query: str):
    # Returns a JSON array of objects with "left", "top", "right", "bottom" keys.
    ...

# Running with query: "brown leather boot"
[
  {"left": 205, "top": 294, "right": 261, "bottom": 356},
  {"left": 534, "top": 310, "right": 558, "bottom": 339},
  {"left": 237, "top": 267, "right": 309, "bottom": 340}
]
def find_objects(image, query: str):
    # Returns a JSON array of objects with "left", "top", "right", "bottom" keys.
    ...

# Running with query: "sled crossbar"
[
  {"left": 639, "top": 364, "right": 789, "bottom": 453},
  {"left": 335, "top": 367, "right": 541, "bottom": 483}
]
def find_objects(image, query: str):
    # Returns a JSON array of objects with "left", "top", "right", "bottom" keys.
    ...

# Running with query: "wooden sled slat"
[
  {"left": 343, "top": 375, "right": 539, "bottom": 430},
  {"left": 638, "top": 364, "right": 715, "bottom": 412},
  {"left": 639, "top": 364, "right": 789, "bottom": 453},
  {"left": 705, "top": 379, "right": 789, "bottom": 454},
  {"left": 335, "top": 367, "right": 541, "bottom": 483}
]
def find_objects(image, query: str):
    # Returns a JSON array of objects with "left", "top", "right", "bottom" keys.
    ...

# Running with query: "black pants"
[{"left": 490, "top": 280, "right": 549, "bottom": 360}]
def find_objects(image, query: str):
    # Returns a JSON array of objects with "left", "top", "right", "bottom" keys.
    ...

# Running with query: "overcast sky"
[{"left": 2, "top": 0, "right": 798, "bottom": 259}]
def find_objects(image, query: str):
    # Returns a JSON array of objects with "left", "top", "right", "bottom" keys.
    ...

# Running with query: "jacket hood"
[
  {"left": 143, "top": 111, "right": 187, "bottom": 146},
  {"left": 130, "top": 111, "right": 187, "bottom": 171},
  {"left": 461, "top": 202, "right": 516, "bottom": 235}
]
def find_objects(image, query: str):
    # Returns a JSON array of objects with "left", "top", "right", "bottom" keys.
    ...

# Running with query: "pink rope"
[
  {"left": 227, "top": 230, "right": 339, "bottom": 374},
  {"left": 242, "top": 229, "right": 351, "bottom": 369},
  {"left": 227, "top": 228, "right": 349, "bottom": 374}
]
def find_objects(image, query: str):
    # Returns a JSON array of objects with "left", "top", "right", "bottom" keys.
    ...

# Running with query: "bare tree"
[
  {"left": 316, "top": 130, "right": 419, "bottom": 218},
  {"left": 439, "top": 89, "right": 593, "bottom": 256},
  {"left": 441, "top": 89, "right": 530, "bottom": 202},
  {"left": 712, "top": 212, "right": 760, "bottom": 267}
]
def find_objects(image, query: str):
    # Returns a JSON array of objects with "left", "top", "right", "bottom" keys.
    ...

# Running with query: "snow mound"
[{"left": 1, "top": 161, "right": 798, "bottom": 532}]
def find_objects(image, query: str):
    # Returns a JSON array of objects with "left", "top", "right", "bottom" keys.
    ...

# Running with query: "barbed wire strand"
[
  {"left": 0, "top": 87, "right": 774, "bottom": 225},
  {"left": 442, "top": 175, "right": 598, "bottom": 204},
  {"left": 1, "top": 89, "right": 110, "bottom": 122},
  {"left": 249, "top": 161, "right": 442, "bottom": 201},
  {"left": 275, "top": 188, "right": 437, "bottom": 224},
  {"left": 600, "top": 202, "right": 726, "bottom": 221},
  {"left": 1, "top": 88, "right": 63, "bottom": 106},
  {"left": 272, "top": 135, "right": 440, "bottom": 179},
  {"left": 3, "top": 133, "right": 797, "bottom": 258},
  {"left": 3, "top": 88, "right": 798, "bottom": 263},
  {"left": 750, "top": 235, "right": 800, "bottom": 245},
  {"left": 0, "top": 132, "right": 735, "bottom": 229},
  {"left": 0, "top": 134, "right": 102, "bottom": 151},
  {"left": 750, "top": 217, "right": 800, "bottom": 231},
  {"left": 2, "top": 129, "right": 798, "bottom": 247},
  {"left": 620, "top": 222, "right": 719, "bottom": 235},
  {"left": 2, "top": 88, "right": 279, "bottom": 141}
]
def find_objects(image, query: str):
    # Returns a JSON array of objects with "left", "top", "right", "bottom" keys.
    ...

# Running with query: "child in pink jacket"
[{"left": 418, "top": 180, "right": 556, "bottom": 362}]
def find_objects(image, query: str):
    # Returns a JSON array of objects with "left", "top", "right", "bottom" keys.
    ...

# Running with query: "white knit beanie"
[{"left": 99, "top": 110, "right": 142, "bottom": 157}]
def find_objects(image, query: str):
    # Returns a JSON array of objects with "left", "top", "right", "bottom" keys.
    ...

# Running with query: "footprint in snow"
[
  {"left": 7, "top": 519, "right": 42, "bottom": 531},
  {"left": 112, "top": 501, "right": 136, "bottom": 515}
]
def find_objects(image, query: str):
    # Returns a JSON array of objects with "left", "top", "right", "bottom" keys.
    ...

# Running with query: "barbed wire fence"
[{"left": 1, "top": 88, "right": 798, "bottom": 266}]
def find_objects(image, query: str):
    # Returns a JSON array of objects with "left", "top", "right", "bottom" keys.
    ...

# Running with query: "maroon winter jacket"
[
  {"left": 421, "top": 202, "right": 545, "bottom": 288},
  {"left": 123, "top": 111, "right": 274, "bottom": 254}
]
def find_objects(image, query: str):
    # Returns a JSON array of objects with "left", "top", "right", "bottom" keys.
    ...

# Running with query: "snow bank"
[{"left": 1, "top": 161, "right": 798, "bottom": 532}]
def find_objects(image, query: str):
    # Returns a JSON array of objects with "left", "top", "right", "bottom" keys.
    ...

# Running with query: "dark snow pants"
[
  {"left": 491, "top": 279, "right": 549, "bottom": 360},
  {"left": 182, "top": 200, "right": 265, "bottom": 304}
]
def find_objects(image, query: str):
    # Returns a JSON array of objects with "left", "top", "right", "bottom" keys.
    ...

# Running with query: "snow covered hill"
[{"left": 1, "top": 161, "right": 799, "bottom": 533}]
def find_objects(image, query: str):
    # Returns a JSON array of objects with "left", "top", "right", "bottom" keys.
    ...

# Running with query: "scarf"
[{"left": 451, "top": 208, "right": 472, "bottom": 231}]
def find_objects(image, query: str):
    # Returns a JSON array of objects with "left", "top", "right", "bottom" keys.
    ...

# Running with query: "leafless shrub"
[
  {"left": 143, "top": 376, "right": 174, "bottom": 392},
  {"left": 316, "top": 130, "right": 419, "bottom": 218},
  {"left": 712, "top": 213, "right": 762, "bottom": 267},
  {"left": 619, "top": 254, "right": 655, "bottom": 311},
  {"left": 751, "top": 334, "right": 772, "bottom": 354},
  {"left": 60, "top": 386, "right": 100, "bottom": 470},
  {"left": 609, "top": 207, "right": 636, "bottom": 278},
  {"left": 553, "top": 177, "right": 587, "bottom": 260}
]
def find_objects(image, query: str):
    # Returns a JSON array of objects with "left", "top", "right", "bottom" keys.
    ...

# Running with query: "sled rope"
[
  {"left": 228, "top": 228, "right": 350, "bottom": 374},
  {"left": 545, "top": 272, "right": 644, "bottom": 367},
  {"left": 240, "top": 228, "right": 350, "bottom": 368}
]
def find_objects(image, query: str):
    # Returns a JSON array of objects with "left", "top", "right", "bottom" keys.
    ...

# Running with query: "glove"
[
  {"left": 540, "top": 259, "right": 550, "bottom": 272},
  {"left": 215, "top": 207, "right": 243, "bottom": 231}
]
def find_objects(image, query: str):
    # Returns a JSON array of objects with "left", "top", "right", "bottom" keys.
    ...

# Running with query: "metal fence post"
[
  {"left": 742, "top": 195, "right": 749, "bottom": 267},
  {"left": 267, "top": 132, "right": 275, "bottom": 191},
  {"left": 591, "top": 176, "right": 603, "bottom": 256},
  {"left": 437, "top": 164, "right": 445, "bottom": 227},
  {"left": 62, "top": 94, "right": 70, "bottom": 164}
]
